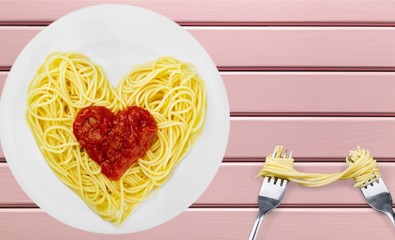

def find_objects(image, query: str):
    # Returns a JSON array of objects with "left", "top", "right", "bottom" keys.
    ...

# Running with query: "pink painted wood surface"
[
  {"left": 190, "top": 27, "right": 395, "bottom": 68},
  {"left": 223, "top": 72, "right": 395, "bottom": 115},
  {"left": 3, "top": 162, "right": 395, "bottom": 207},
  {"left": 227, "top": 117, "right": 395, "bottom": 159},
  {"left": 3, "top": 71, "right": 395, "bottom": 115},
  {"left": 1, "top": 208, "right": 394, "bottom": 239},
  {"left": 0, "top": 72, "right": 4, "bottom": 159},
  {"left": 3, "top": 27, "right": 395, "bottom": 68},
  {"left": 0, "top": 27, "right": 40, "bottom": 68},
  {"left": 1, "top": 117, "right": 395, "bottom": 159},
  {"left": 2, "top": 0, "right": 395, "bottom": 24}
]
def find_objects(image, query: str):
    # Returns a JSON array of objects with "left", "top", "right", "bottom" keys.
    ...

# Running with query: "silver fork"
[
  {"left": 361, "top": 177, "right": 395, "bottom": 225},
  {"left": 248, "top": 146, "right": 290, "bottom": 240}
]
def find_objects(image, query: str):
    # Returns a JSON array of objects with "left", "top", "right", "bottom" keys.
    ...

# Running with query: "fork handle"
[
  {"left": 385, "top": 212, "right": 395, "bottom": 226},
  {"left": 383, "top": 205, "right": 395, "bottom": 226},
  {"left": 248, "top": 213, "right": 265, "bottom": 240}
]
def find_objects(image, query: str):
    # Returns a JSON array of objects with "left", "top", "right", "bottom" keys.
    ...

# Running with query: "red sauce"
[{"left": 73, "top": 106, "right": 157, "bottom": 181}]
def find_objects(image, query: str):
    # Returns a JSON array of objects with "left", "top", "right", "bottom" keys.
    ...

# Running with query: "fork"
[
  {"left": 361, "top": 177, "right": 395, "bottom": 225},
  {"left": 248, "top": 146, "right": 290, "bottom": 240}
]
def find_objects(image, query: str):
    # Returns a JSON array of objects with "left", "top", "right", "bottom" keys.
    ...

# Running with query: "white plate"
[{"left": 0, "top": 4, "right": 229, "bottom": 234}]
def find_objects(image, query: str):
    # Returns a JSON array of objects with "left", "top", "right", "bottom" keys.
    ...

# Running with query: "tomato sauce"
[{"left": 73, "top": 106, "right": 157, "bottom": 181}]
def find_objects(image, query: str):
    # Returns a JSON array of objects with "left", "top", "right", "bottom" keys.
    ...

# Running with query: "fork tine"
[
  {"left": 263, "top": 177, "right": 269, "bottom": 184},
  {"left": 272, "top": 146, "right": 279, "bottom": 158},
  {"left": 289, "top": 150, "right": 292, "bottom": 159},
  {"left": 282, "top": 149, "right": 288, "bottom": 158}
]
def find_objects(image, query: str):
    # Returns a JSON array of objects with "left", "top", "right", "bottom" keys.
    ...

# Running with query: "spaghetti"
[
  {"left": 26, "top": 52, "right": 206, "bottom": 224},
  {"left": 258, "top": 146, "right": 381, "bottom": 188}
]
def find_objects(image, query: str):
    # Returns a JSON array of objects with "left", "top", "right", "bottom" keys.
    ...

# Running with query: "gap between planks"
[
  {"left": 2, "top": 158, "right": 395, "bottom": 163},
  {"left": 4, "top": 66, "right": 395, "bottom": 72},
  {"left": 5, "top": 21, "right": 395, "bottom": 27},
  {"left": 0, "top": 205, "right": 391, "bottom": 209}
]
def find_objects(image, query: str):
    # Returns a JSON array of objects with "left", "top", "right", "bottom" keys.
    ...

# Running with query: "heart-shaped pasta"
[{"left": 26, "top": 52, "right": 206, "bottom": 225}]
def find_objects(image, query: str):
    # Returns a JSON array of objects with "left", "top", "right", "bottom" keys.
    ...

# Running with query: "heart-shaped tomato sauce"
[{"left": 73, "top": 106, "right": 157, "bottom": 181}]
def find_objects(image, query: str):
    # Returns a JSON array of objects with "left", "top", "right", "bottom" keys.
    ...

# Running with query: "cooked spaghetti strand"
[{"left": 258, "top": 146, "right": 381, "bottom": 188}]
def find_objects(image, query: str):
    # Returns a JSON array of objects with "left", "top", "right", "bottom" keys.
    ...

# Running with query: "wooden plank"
[
  {"left": 222, "top": 72, "right": 395, "bottom": 115},
  {"left": 0, "top": 163, "right": 31, "bottom": 205},
  {"left": 227, "top": 117, "right": 395, "bottom": 159},
  {"left": 190, "top": 27, "right": 395, "bottom": 68},
  {"left": 0, "top": 208, "right": 394, "bottom": 239},
  {"left": 0, "top": 27, "right": 40, "bottom": 68},
  {"left": 3, "top": 27, "right": 395, "bottom": 68},
  {"left": 0, "top": 73, "right": 4, "bottom": 159},
  {"left": 2, "top": 117, "right": 395, "bottom": 160},
  {"left": 1, "top": 0, "right": 395, "bottom": 24},
  {"left": 2, "top": 162, "right": 395, "bottom": 207},
  {"left": 3, "top": 71, "right": 395, "bottom": 115}
]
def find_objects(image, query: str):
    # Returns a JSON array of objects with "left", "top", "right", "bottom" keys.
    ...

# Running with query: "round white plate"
[{"left": 0, "top": 4, "right": 229, "bottom": 234}]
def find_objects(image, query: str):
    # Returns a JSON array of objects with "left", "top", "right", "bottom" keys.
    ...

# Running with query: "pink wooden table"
[{"left": 1, "top": 0, "right": 395, "bottom": 239}]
